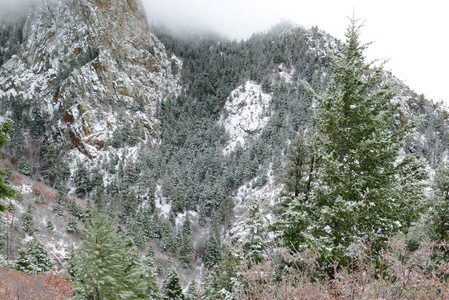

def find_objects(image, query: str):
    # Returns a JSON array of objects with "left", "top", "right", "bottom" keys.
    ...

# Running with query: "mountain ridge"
[{"left": 1, "top": 0, "right": 449, "bottom": 294}]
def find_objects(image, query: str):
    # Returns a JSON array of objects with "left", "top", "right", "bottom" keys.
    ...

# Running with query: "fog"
[
  {"left": 0, "top": 0, "right": 32, "bottom": 12},
  {"left": 0, "top": 0, "right": 446, "bottom": 102},
  {"left": 141, "top": 0, "right": 283, "bottom": 40},
  {"left": 141, "top": 0, "right": 449, "bottom": 103}
]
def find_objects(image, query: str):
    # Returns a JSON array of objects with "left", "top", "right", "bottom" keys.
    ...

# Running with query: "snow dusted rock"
[
  {"left": 0, "top": 0, "right": 181, "bottom": 159},
  {"left": 219, "top": 81, "right": 272, "bottom": 154}
]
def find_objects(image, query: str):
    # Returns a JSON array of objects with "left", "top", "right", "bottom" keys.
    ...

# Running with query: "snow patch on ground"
[
  {"left": 219, "top": 81, "right": 272, "bottom": 154},
  {"left": 18, "top": 183, "right": 33, "bottom": 195},
  {"left": 277, "top": 64, "right": 294, "bottom": 84},
  {"left": 155, "top": 184, "right": 171, "bottom": 218},
  {"left": 225, "top": 164, "right": 283, "bottom": 244}
]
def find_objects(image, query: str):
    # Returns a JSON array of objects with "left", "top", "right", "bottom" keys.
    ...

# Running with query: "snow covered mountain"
[
  {"left": 1, "top": 0, "right": 180, "bottom": 161},
  {"left": 1, "top": 0, "right": 449, "bottom": 294}
]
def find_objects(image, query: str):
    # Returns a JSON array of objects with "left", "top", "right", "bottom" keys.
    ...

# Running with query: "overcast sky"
[
  {"left": 0, "top": 0, "right": 31, "bottom": 11},
  {"left": 142, "top": 0, "right": 448, "bottom": 104},
  {"left": 0, "top": 0, "right": 446, "bottom": 103}
]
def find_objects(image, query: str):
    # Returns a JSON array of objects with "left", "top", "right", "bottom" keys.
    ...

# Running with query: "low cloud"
[
  {"left": 0, "top": 0, "right": 32, "bottom": 11},
  {"left": 0, "top": 0, "right": 32, "bottom": 20},
  {"left": 141, "top": 0, "right": 283, "bottom": 40}
]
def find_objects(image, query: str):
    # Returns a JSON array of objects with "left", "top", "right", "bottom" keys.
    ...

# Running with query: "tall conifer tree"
[
  {"left": 71, "top": 210, "right": 147, "bottom": 299},
  {"left": 161, "top": 267, "right": 184, "bottom": 300},
  {"left": 286, "top": 18, "right": 425, "bottom": 267},
  {"left": 0, "top": 119, "right": 16, "bottom": 210}
]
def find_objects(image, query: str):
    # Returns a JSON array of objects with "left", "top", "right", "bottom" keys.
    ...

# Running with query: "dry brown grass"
[{"left": 0, "top": 267, "right": 73, "bottom": 299}]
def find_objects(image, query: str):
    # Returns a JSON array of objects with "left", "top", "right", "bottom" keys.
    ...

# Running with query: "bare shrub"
[
  {"left": 0, "top": 267, "right": 73, "bottom": 299},
  {"left": 234, "top": 237, "right": 449, "bottom": 299}
]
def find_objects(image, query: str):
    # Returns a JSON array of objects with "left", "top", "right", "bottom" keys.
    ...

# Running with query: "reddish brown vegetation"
[
  {"left": 235, "top": 238, "right": 449, "bottom": 299},
  {"left": 0, "top": 267, "right": 73, "bottom": 299}
]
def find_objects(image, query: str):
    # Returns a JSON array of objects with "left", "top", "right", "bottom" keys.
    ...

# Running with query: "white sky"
[{"left": 142, "top": 0, "right": 449, "bottom": 103}]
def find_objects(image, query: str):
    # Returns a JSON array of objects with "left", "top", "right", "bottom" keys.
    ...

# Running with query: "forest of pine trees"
[{"left": 1, "top": 12, "right": 449, "bottom": 299}]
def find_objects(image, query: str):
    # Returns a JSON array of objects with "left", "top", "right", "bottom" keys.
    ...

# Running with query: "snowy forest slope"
[{"left": 1, "top": 0, "right": 449, "bottom": 296}]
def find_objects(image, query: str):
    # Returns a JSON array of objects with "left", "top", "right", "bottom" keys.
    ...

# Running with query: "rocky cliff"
[{"left": 0, "top": 0, "right": 181, "bottom": 160}]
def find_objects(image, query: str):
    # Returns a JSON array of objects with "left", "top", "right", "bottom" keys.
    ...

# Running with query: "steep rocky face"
[
  {"left": 0, "top": 0, "right": 181, "bottom": 159},
  {"left": 219, "top": 81, "right": 272, "bottom": 154}
]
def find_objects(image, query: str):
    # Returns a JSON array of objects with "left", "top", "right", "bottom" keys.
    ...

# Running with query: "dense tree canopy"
[
  {"left": 0, "top": 119, "right": 17, "bottom": 207},
  {"left": 284, "top": 19, "right": 426, "bottom": 268},
  {"left": 71, "top": 210, "right": 147, "bottom": 299}
]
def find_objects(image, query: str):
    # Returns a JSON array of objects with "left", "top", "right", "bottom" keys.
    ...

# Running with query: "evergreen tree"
[
  {"left": 198, "top": 205, "right": 206, "bottom": 226},
  {"left": 124, "top": 162, "right": 140, "bottom": 188},
  {"left": 26, "top": 238, "right": 53, "bottom": 273},
  {"left": 67, "top": 216, "right": 79, "bottom": 233},
  {"left": 160, "top": 219, "right": 175, "bottom": 253},
  {"left": 93, "top": 186, "right": 105, "bottom": 211},
  {"left": 283, "top": 131, "right": 313, "bottom": 197},
  {"left": 39, "top": 144, "right": 59, "bottom": 186},
  {"left": 179, "top": 234, "right": 195, "bottom": 269},
  {"left": 243, "top": 200, "right": 267, "bottom": 264},
  {"left": 184, "top": 279, "right": 199, "bottom": 300},
  {"left": 18, "top": 156, "right": 31, "bottom": 176},
  {"left": 0, "top": 119, "right": 17, "bottom": 210},
  {"left": 123, "top": 190, "right": 138, "bottom": 217},
  {"left": 46, "top": 220, "right": 54, "bottom": 231},
  {"left": 204, "top": 234, "right": 221, "bottom": 268},
  {"left": 200, "top": 272, "right": 218, "bottom": 300},
  {"left": 182, "top": 212, "right": 192, "bottom": 236},
  {"left": 426, "top": 162, "right": 449, "bottom": 241},
  {"left": 175, "top": 230, "right": 183, "bottom": 249},
  {"left": 21, "top": 203, "right": 35, "bottom": 235},
  {"left": 127, "top": 219, "right": 146, "bottom": 249},
  {"left": 53, "top": 204, "right": 64, "bottom": 217},
  {"left": 214, "top": 248, "right": 240, "bottom": 299},
  {"left": 74, "top": 164, "right": 90, "bottom": 197},
  {"left": 71, "top": 210, "right": 147, "bottom": 299},
  {"left": 143, "top": 254, "right": 160, "bottom": 299},
  {"left": 161, "top": 267, "right": 184, "bottom": 300},
  {"left": 294, "top": 19, "right": 425, "bottom": 268},
  {"left": 13, "top": 249, "right": 33, "bottom": 272},
  {"left": 219, "top": 197, "right": 235, "bottom": 231}
]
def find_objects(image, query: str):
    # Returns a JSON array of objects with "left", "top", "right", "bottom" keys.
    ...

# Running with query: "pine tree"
[
  {"left": 160, "top": 219, "right": 175, "bottom": 253},
  {"left": 198, "top": 205, "right": 206, "bottom": 226},
  {"left": 0, "top": 119, "right": 17, "bottom": 210},
  {"left": 161, "top": 267, "right": 184, "bottom": 300},
  {"left": 46, "top": 220, "right": 54, "bottom": 231},
  {"left": 426, "top": 162, "right": 449, "bottom": 241},
  {"left": 243, "top": 199, "right": 267, "bottom": 264},
  {"left": 93, "top": 186, "right": 104, "bottom": 211},
  {"left": 67, "top": 216, "right": 79, "bottom": 233},
  {"left": 295, "top": 19, "right": 425, "bottom": 267},
  {"left": 179, "top": 234, "right": 195, "bottom": 269},
  {"left": 74, "top": 164, "right": 90, "bottom": 197},
  {"left": 14, "top": 249, "right": 33, "bottom": 272},
  {"left": 26, "top": 238, "right": 53, "bottom": 273},
  {"left": 143, "top": 254, "right": 160, "bottom": 299},
  {"left": 71, "top": 210, "right": 147, "bottom": 299},
  {"left": 182, "top": 212, "right": 192, "bottom": 236},
  {"left": 214, "top": 248, "right": 240, "bottom": 299},
  {"left": 21, "top": 203, "right": 35, "bottom": 235},
  {"left": 123, "top": 190, "right": 138, "bottom": 217},
  {"left": 185, "top": 280, "right": 199, "bottom": 300},
  {"left": 175, "top": 230, "right": 183, "bottom": 249},
  {"left": 127, "top": 219, "right": 146, "bottom": 249},
  {"left": 18, "top": 156, "right": 31, "bottom": 176},
  {"left": 283, "top": 131, "right": 313, "bottom": 197},
  {"left": 204, "top": 234, "right": 221, "bottom": 268}
]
